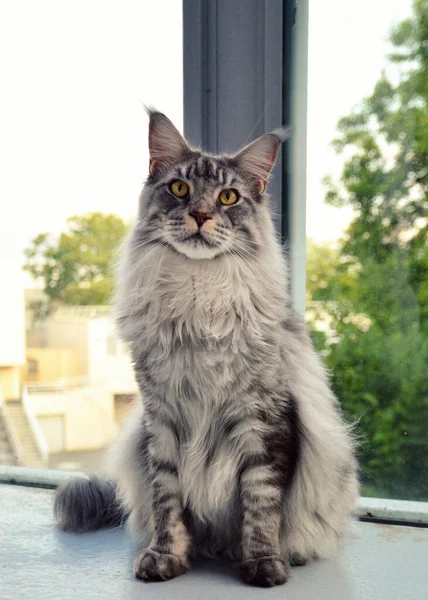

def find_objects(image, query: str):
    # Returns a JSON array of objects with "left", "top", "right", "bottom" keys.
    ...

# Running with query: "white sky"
[
  {"left": 0, "top": 0, "right": 414, "bottom": 284},
  {"left": 307, "top": 0, "right": 413, "bottom": 242}
]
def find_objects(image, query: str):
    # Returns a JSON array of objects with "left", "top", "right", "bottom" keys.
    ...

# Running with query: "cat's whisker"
[{"left": 228, "top": 240, "right": 260, "bottom": 261}]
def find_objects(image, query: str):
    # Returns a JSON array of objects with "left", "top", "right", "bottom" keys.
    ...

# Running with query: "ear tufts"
[
  {"left": 144, "top": 104, "right": 157, "bottom": 117},
  {"left": 145, "top": 108, "right": 189, "bottom": 175},
  {"left": 271, "top": 125, "right": 293, "bottom": 144},
  {"left": 234, "top": 125, "right": 292, "bottom": 191}
]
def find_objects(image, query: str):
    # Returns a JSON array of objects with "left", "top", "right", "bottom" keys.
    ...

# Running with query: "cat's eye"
[
  {"left": 170, "top": 180, "right": 189, "bottom": 198},
  {"left": 219, "top": 189, "right": 238, "bottom": 206}
]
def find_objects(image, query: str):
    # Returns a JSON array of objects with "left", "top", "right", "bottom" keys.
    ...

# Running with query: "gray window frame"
[{"left": 183, "top": 0, "right": 308, "bottom": 314}]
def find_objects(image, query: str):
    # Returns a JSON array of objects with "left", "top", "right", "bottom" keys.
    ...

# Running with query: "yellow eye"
[
  {"left": 219, "top": 189, "right": 238, "bottom": 206},
  {"left": 170, "top": 180, "right": 189, "bottom": 198}
]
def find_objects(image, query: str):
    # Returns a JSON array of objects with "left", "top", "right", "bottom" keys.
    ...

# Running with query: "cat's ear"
[
  {"left": 234, "top": 127, "right": 292, "bottom": 193},
  {"left": 147, "top": 110, "right": 190, "bottom": 175}
]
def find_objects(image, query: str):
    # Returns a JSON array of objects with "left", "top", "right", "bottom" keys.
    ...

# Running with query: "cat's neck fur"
[{"left": 116, "top": 209, "right": 289, "bottom": 347}]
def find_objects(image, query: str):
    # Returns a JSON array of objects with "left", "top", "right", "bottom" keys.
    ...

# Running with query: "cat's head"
[{"left": 140, "top": 110, "right": 291, "bottom": 260}]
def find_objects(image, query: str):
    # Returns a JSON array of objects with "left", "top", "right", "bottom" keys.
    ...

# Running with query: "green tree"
[
  {"left": 308, "top": 0, "right": 428, "bottom": 500},
  {"left": 24, "top": 212, "right": 128, "bottom": 306}
]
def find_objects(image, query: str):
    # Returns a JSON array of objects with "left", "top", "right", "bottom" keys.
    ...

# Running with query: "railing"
[
  {"left": 0, "top": 388, "right": 23, "bottom": 465},
  {"left": 21, "top": 386, "right": 49, "bottom": 461},
  {"left": 51, "top": 305, "right": 112, "bottom": 319},
  {"left": 25, "top": 376, "right": 89, "bottom": 393}
]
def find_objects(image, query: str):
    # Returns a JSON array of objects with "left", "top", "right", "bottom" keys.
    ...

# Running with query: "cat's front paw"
[
  {"left": 240, "top": 555, "right": 290, "bottom": 587},
  {"left": 134, "top": 548, "right": 188, "bottom": 582}
]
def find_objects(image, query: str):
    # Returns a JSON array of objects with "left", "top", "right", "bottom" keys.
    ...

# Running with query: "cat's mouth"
[
  {"left": 184, "top": 232, "right": 218, "bottom": 247},
  {"left": 168, "top": 231, "right": 224, "bottom": 260}
]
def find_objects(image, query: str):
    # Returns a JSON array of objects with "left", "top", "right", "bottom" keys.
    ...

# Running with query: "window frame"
[
  {"left": 1, "top": 465, "right": 427, "bottom": 527},
  {"left": 183, "top": 0, "right": 307, "bottom": 314}
]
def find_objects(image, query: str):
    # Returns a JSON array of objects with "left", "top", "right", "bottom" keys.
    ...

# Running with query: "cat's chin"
[{"left": 169, "top": 240, "right": 224, "bottom": 260}]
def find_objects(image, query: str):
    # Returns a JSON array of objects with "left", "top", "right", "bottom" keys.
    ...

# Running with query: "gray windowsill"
[{"left": 1, "top": 475, "right": 427, "bottom": 600}]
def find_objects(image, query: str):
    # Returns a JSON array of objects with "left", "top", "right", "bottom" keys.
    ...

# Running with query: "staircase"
[
  {"left": 5, "top": 401, "right": 45, "bottom": 468},
  {"left": 0, "top": 410, "right": 18, "bottom": 465}
]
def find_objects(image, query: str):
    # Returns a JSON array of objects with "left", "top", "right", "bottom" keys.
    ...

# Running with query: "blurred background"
[{"left": 0, "top": 0, "right": 426, "bottom": 501}]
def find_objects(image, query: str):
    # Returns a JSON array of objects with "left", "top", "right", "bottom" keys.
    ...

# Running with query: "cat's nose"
[{"left": 189, "top": 211, "right": 212, "bottom": 228}]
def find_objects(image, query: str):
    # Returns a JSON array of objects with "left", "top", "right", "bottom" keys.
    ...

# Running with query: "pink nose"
[{"left": 189, "top": 211, "right": 212, "bottom": 228}]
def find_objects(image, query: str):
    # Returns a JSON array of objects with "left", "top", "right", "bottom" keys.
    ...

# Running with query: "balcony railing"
[
  {"left": 21, "top": 386, "right": 49, "bottom": 461},
  {"left": 25, "top": 377, "right": 89, "bottom": 393}
]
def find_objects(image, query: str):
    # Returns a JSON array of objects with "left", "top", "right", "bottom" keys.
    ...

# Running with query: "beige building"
[
  {"left": 1, "top": 286, "right": 137, "bottom": 470},
  {"left": 0, "top": 265, "right": 35, "bottom": 468},
  {"left": 25, "top": 303, "right": 137, "bottom": 393},
  {"left": 0, "top": 264, "right": 25, "bottom": 400},
  {"left": 24, "top": 302, "right": 138, "bottom": 458}
]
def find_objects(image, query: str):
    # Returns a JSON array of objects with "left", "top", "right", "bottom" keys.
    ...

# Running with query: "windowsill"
[
  {"left": 1, "top": 467, "right": 427, "bottom": 600},
  {"left": 1, "top": 465, "right": 427, "bottom": 525}
]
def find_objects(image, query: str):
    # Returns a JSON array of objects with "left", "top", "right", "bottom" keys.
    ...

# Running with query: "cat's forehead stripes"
[{"left": 177, "top": 156, "right": 239, "bottom": 188}]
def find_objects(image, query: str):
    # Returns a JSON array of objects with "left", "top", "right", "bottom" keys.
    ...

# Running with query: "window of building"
[{"left": 27, "top": 359, "right": 39, "bottom": 376}]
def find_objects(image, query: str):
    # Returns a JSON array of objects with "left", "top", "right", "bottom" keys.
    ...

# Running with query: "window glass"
[
  {"left": 0, "top": 0, "right": 182, "bottom": 472},
  {"left": 2, "top": 0, "right": 426, "bottom": 504},
  {"left": 307, "top": 0, "right": 427, "bottom": 501}
]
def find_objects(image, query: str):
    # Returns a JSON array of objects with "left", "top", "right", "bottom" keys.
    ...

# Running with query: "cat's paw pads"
[
  {"left": 134, "top": 549, "right": 188, "bottom": 582},
  {"left": 240, "top": 555, "right": 290, "bottom": 587}
]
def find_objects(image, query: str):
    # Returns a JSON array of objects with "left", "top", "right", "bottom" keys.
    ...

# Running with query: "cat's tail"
[{"left": 54, "top": 475, "right": 127, "bottom": 533}]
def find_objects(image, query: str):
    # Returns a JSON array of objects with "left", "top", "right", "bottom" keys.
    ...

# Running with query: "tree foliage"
[
  {"left": 24, "top": 212, "right": 128, "bottom": 306},
  {"left": 307, "top": 0, "right": 428, "bottom": 500}
]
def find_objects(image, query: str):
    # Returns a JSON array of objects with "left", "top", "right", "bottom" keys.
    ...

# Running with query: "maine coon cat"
[{"left": 54, "top": 110, "right": 358, "bottom": 588}]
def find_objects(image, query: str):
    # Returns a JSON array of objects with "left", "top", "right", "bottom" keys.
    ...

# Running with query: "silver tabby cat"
[{"left": 54, "top": 110, "right": 359, "bottom": 588}]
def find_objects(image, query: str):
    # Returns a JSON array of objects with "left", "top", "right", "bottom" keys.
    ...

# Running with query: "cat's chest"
[
  {"left": 138, "top": 281, "right": 256, "bottom": 397},
  {"left": 176, "top": 400, "right": 265, "bottom": 521},
  {"left": 143, "top": 310, "right": 259, "bottom": 402}
]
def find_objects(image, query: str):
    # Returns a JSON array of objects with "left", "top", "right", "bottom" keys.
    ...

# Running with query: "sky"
[
  {"left": 307, "top": 0, "right": 413, "bottom": 242},
  {"left": 0, "top": 0, "right": 414, "bottom": 286}
]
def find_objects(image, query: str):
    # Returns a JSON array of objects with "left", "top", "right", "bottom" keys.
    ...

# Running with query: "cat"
[{"left": 54, "top": 110, "right": 359, "bottom": 588}]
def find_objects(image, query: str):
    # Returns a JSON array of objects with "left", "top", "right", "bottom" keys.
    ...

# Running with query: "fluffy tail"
[{"left": 54, "top": 475, "right": 127, "bottom": 533}]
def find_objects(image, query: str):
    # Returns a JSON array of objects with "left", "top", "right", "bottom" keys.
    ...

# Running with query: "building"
[
  {"left": 23, "top": 300, "right": 138, "bottom": 462},
  {"left": 0, "top": 264, "right": 25, "bottom": 401},
  {"left": 1, "top": 283, "right": 137, "bottom": 470}
]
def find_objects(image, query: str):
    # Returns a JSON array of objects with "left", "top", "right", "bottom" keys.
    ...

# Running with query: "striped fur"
[{"left": 55, "top": 112, "right": 358, "bottom": 587}]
